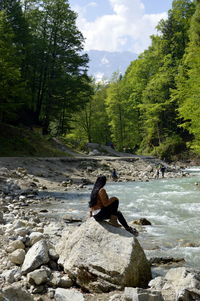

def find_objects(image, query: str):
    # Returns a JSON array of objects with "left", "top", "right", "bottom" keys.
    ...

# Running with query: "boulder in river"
[{"left": 56, "top": 218, "right": 151, "bottom": 293}]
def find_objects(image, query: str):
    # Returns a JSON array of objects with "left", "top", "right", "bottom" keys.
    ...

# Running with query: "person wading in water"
[{"left": 89, "top": 176, "right": 138, "bottom": 236}]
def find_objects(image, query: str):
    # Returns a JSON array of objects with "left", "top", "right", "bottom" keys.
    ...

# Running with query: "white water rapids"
[{"left": 39, "top": 167, "right": 200, "bottom": 272}]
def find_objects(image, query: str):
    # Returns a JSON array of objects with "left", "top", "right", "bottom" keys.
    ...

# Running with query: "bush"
[{"left": 151, "top": 135, "right": 186, "bottom": 161}]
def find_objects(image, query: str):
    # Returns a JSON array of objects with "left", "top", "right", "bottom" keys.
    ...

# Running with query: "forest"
[{"left": 1, "top": 0, "right": 200, "bottom": 160}]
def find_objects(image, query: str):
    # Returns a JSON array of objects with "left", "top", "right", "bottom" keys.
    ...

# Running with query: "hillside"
[{"left": 0, "top": 124, "right": 67, "bottom": 157}]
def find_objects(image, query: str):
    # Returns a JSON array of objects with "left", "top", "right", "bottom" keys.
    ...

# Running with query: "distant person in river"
[
  {"left": 160, "top": 166, "right": 166, "bottom": 178},
  {"left": 89, "top": 176, "right": 138, "bottom": 236},
  {"left": 111, "top": 168, "right": 118, "bottom": 181}
]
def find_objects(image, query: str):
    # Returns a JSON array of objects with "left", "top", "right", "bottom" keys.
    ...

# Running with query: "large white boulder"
[{"left": 56, "top": 218, "right": 151, "bottom": 293}]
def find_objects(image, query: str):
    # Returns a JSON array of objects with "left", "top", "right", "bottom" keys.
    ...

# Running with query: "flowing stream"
[{"left": 39, "top": 167, "right": 200, "bottom": 273}]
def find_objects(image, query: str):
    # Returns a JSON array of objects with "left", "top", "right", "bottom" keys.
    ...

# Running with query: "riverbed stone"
[
  {"left": 8, "top": 248, "right": 26, "bottom": 265},
  {"left": 29, "top": 231, "right": 44, "bottom": 246},
  {"left": 12, "top": 219, "right": 27, "bottom": 229},
  {"left": 2, "top": 267, "right": 22, "bottom": 283},
  {"left": 133, "top": 218, "right": 152, "bottom": 226},
  {"left": 59, "top": 274, "right": 73, "bottom": 288},
  {"left": 2, "top": 283, "right": 34, "bottom": 301},
  {"left": 57, "top": 218, "right": 151, "bottom": 293},
  {"left": 14, "top": 226, "right": 29, "bottom": 237},
  {"left": 21, "top": 239, "right": 49, "bottom": 274},
  {"left": 6, "top": 239, "right": 25, "bottom": 253},
  {"left": 124, "top": 287, "right": 164, "bottom": 301},
  {"left": 49, "top": 247, "right": 59, "bottom": 261},
  {"left": 49, "top": 271, "right": 73, "bottom": 288},
  {"left": 27, "top": 268, "right": 49, "bottom": 285},
  {"left": 54, "top": 288, "right": 85, "bottom": 301},
  {"left": 149, "top": 267, "right": 200, "bottom": 301},
  {"left": 109, "top": 293, "right": 123, "bottom": 301}
]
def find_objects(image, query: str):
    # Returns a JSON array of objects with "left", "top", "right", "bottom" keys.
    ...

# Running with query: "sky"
[{"left": 69, "top": 0, "right": 173, "bottom": 54}]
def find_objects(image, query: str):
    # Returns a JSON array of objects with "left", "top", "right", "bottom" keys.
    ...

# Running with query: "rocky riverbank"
[
  {"left": 0, "top": 156, "right": 189, "bottom": 190},
  {"left": 0, "top": 156, "right": 196, "bottom": 301}
]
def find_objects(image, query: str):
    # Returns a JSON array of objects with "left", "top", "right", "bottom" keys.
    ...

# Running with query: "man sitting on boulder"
[{"left": 89, "top": 176, "right": 138, "bottom": 236}]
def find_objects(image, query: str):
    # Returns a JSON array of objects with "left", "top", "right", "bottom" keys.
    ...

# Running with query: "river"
[{"left": 38, "top": 167, "right": 200, "bottom": 274}]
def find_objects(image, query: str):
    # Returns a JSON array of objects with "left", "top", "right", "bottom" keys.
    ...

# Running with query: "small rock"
[
  {"left": 2, "top": 268, "right": 21, "bottom": 283},
  {"left": 2, "top": 283, "right": 34, "bottom": 301},
  {"left": 40, "top": 209, "right": 48, "bottom": 213},
  {"left": 124, "top": 287, "right": 164, "bottom": 301},
  {"left": 9, "top": 249, "right": 26, "bottom": 265},
  {"left": 14, "top": 227, "right": 29, "bottom": 237},
  {"left": 6, "top": 240, "right": 25, "bottom": 253},
  {"left": 59, "top": 275, "right": 73, "bottom": 288},
  {"left": 21, "top": 240, "right": 49, "bottom": 275},
  {"left": 54, "top": 288, "right": 84, "bottom": 301},
  {"left": 29, "top": 232, "right": 44, "bottom": 246},
  {"left": 49, "top": 248, "right": 59, "bottom": 261},
  {"left": 133, "top": 218, "right": 151, "bottom": 225},
  {"left": 27, "top": 268, "right": 49, "bottom": 285}
]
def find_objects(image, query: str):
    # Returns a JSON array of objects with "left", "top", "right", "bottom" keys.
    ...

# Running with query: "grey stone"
[
  {"left": 27, "top": 268, "right": 49, "bottom": 285},
  {"left": 2, "top": 283, "right": 34, "bottom": 301},
  {"left": 124, "top": 287, "right": 164, "bottom": 301},
  {"left": 54, "top": 288, "right": 84, "bottom": 301},
  {"left": 29, "top": 231, "right": 44, "bottom": 246},
  {"left": 2, "top": 268, "right": 21, "bottom": 284},
  {"left": 49, "top": 272, "right": 73, "bottom": 289},
  {"left": 49, "top": 247, "right": 59, "bottom": 260},
  {"left": 109, "top": 293, "right": 123, "bottom": 301},
  {"left": 59, "top": 275, "right": 73, "bottom": 288},
  {"left": 21, "top": 240, "right": 49, "bottom": 274},
  {"left": 6, "top": 239, "right": 25, "bottom": 253},
  {"left": 149, "top": 267, "right": 200, "bottom": 301},
  {"left": 9, "top": 249, "right": 25, "bottom": 265},
  {"left": 14, "top": 227, "right": 29, "bottom": 237}
]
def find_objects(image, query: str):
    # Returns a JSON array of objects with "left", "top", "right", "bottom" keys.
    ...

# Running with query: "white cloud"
[
  {"left": 73, "top": 0, "right": 167, "bottom": 54},
  {"left": 87, "top": 2, "right": 98, "bottom": 7},
  {"left": 94, "top": 72, "right": 106, "bottom": 82}
]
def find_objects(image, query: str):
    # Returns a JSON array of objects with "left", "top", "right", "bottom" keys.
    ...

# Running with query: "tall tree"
[
  {"left": 24, "top": 0, "right": 90, "bottom": 134},
  {"left": 0, "top": 0, "right": 31, "bottom": 78},
  {"left": 138, "top": 0, "right": 194, "bottom": 157},
  {"left": 174, "top": 0, "right": 200, "bottom": 154},
  {"left": 68, "top": 81, "right": 110, "bottom": 146},
  {"left": 0, "top": 10, "right": 25, "bottom": 123},
  {"left": 105, "top": 74, "right": 126, "bottom": 150}
]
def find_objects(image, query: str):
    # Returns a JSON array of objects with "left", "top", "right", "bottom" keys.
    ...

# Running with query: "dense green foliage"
[
  {"left": 103, "top": 0, "right": 195, "bottom": 159},
  {"left": 69, "top": 0, "right": 200, "bottom": 160},
  {"left": 1, "top": 0, "right": 200, "bottom": 159},
  {"left": 0, "top": 0, "right": 92, "bottom": 135}
]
